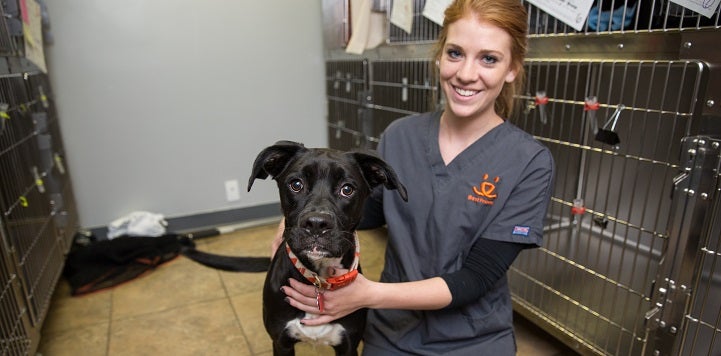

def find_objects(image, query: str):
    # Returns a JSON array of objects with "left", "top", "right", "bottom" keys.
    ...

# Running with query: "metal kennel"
[
  {"left": 0, "top": 1, "right": 79, "bottom": 355},
  {"left": 322, "top": 0, "right": 720, "bottom": 355}
]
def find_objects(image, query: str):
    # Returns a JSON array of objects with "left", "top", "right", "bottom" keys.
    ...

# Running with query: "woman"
[{"left": 279, "top": 0, "right": 554, "bottom": 354}]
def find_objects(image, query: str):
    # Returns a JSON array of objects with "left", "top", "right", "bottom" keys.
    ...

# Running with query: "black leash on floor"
[{"left": 178, "top": 229, "right": 271, "bottom": 273}]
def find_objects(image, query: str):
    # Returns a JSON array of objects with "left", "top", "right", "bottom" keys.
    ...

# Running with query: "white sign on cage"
[
  {"left": 423, "top": 0, "right": 453, "bottom": 26},
  {"left": 524, "top": 0, "right": 595, "bottom": 31},
  {"left": 391, "top": 0, "right": 414, "bottom": 34},
  {"left": 670, "top": 0, "right": 721, "bottom": 18}
]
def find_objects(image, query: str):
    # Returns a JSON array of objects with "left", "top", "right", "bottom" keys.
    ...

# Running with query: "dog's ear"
[
  {"left": 349, "top": 152, "right": 408, "bottom": 201},
  {"left": 248, "top": 141, "right": 307, "bottom": 191}
]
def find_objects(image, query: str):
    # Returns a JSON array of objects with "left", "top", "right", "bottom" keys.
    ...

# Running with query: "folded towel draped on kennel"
[{"left": 322, "top": 1, "right": 720, "bottom": 355}]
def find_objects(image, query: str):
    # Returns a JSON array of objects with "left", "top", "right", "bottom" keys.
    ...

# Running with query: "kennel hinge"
[
  {"left": 644, "top": 278, "right": 693, "bottom": 356},
  {"left": 673, "top": 137, "right": 721, "bottom": 202},
  {"left": 645, "top": 278, "right": 689, "bottom": 328}
]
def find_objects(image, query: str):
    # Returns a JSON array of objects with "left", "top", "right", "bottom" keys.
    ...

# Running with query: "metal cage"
[
  {"left": 0, "top": 1, "right": 78, "bottom": 354},
  {"left": 509, "top": 58, "right": 711, "bottom": 355},
  {"left": 0, "top": 72, "right": 77, "bottom": 356}
]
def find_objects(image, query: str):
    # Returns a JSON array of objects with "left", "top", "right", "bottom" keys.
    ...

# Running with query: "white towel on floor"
[{"left": 107, "top": 211, "right": 167, "bottom": 239}]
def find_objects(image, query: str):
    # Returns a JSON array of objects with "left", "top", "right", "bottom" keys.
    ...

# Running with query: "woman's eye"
[
  {"left": 289, "top": 179, "right": 304, "bottom": 192},
  {"left": 339, "top": 184, "right": 355, "bottom": 198},
  {"left": 447, "top": 49, "right": 462, "bottom": 59},
  {"left": 481, "top": 55, "right": 498, "bottom": 64}
]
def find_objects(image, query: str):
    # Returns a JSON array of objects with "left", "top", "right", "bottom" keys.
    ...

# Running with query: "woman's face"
[{"left": 439, "top": 15, "right": 517, "bottom": 120}]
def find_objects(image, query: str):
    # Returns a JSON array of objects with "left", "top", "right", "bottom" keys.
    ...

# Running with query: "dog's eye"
[
  {"left": 340, "top": 184, "right": 355, "bottom": 198},
  {"left": 289, "top": 179, "right": 304, "bottom": 192}
]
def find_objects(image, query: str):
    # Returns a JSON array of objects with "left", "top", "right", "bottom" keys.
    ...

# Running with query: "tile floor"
[{"left": 38, "top": 222, "right": 578, "bottom": 355}]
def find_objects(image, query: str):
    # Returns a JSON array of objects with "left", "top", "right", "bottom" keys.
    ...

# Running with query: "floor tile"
[
  {"left": 111, "top": 257, "right": 226, "bottom": 319},
  {"left": 108, "top": 298, "right": 249, "bottom": 356},
  {"left": 220, "top": 269, "right": 267, "bottom": 298},
  {"left": 230, "top": 292, "right": 271, "bottom": 355},
  {"left": 41, "top": 279, "right": 113, "bottom": 335},
  {"left": 198, "top": 223, "right": 277, "bottom": 257},
  {"left": 37, "top": 321, "right": 109, "bottom": 356}
]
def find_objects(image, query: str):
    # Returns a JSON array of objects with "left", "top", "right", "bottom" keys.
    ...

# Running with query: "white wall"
[{"left": 44, "top": 1, "right": 327, "bottom": 228}]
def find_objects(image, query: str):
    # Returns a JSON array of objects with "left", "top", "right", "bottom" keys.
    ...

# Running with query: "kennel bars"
[
  {"left": 323, "top": 1, "right": 720, "bottom": 355},
  {"left": 0, "top": 2, "right": 79, "bottom": 355}
]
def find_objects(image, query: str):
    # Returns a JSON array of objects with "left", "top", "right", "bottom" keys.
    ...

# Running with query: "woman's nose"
[{"left": 455, "top": 60, "right": 477, "bottom": 82}]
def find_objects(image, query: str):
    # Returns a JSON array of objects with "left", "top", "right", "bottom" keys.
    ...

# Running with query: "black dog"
[{"left": 182, "top": 141, "right": 407, "bottom": 356}]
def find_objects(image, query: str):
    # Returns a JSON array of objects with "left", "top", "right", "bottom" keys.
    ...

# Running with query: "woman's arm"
[
  {"left": 441, "top": 238, "right": 529, "bottom": 308},
  {"left": 281, "top": 272, "right": 452, "bottom": 326}
]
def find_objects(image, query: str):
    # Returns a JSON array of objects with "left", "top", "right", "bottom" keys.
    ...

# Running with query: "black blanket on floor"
[{"left": 63, "top": 234, "right": 190, "bottom": 295}]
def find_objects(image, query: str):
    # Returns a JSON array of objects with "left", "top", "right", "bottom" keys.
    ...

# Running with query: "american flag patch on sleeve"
[{"left": 512, "top": 226, "right": 530, "bottom": 236}]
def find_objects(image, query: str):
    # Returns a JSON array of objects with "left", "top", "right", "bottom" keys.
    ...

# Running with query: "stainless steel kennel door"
[{"left": 508, "top": 58, "right": 712, "bottom": 355}]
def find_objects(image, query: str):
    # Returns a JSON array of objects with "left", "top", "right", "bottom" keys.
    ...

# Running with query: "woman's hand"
[{"left": 281, "top": 267, "right": 374, "bottom": 326}]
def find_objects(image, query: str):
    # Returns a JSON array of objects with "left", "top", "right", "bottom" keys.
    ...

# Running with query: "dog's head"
[{"left": 248, "top": 141, "right": 407, "bottom": 271}]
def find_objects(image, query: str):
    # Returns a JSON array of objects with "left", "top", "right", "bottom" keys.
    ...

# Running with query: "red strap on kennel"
[
  {"left": 584, "top": 101, "right": 600, "bottom": 111},
  {"left": 535, "top": 96, "right": 549, "bottom": 105}
]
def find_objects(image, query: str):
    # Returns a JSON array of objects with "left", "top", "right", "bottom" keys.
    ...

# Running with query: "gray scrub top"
[{"left": 362, "top": 111, "right": 555, "bottom": 355}]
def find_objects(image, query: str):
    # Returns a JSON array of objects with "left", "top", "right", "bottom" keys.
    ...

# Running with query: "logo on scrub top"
[{"left": 468, "top": 173, "right": 499, "bottom": 205}]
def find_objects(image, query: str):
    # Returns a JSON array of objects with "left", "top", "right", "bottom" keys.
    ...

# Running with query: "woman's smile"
[{"left": 453, "top": 85, "right": 480, "bottom": 97}]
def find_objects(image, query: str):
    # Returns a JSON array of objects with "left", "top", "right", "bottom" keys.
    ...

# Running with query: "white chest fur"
[{"left": 285, "top": 314, "right": 346, "bottom": 346}]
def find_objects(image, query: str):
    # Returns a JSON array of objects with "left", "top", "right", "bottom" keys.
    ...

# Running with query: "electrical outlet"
[{"left": 225, "top": 179, "right": 240, "bottom": 201}]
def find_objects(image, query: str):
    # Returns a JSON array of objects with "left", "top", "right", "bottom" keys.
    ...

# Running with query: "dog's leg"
[{"left": 272, "top": 335, "right": 297, "bottom": 356}]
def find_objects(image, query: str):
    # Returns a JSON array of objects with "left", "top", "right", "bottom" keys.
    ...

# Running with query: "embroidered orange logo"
[{"left": 468, "top": 174, "right": 499, "bottom": 205}]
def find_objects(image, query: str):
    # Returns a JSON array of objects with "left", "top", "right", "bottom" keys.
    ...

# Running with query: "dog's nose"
[{"left": 301, "top": 214, "right": 335, "bottom": 234}]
